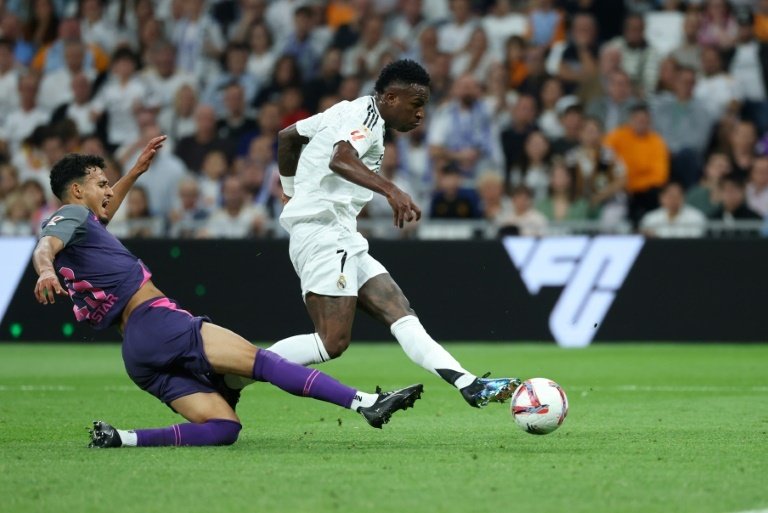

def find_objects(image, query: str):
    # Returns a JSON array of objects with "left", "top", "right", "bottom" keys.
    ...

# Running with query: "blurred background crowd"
[{"left": 2, "top": 0, "right": 768, "bottom": 239}]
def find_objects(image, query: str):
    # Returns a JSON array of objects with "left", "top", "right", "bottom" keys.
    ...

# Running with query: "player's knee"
[
  {"left": 209, "top": 419, "right": 242, "bottom": 446},
  {"left": 321, "top": 332, "right": 351, "bottom": 359}
]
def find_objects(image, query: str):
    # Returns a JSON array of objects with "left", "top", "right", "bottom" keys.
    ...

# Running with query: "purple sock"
[
  {"left": 252, "top": 349, "right": 357, "bottom": 409},
  {"left": 134, "top": 419, "right": 241, "bottom": 447}
]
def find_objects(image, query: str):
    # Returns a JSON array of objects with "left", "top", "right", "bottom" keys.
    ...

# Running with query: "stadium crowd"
[{"left": 2, "top": 0, "right": 768, "bottom": 239}]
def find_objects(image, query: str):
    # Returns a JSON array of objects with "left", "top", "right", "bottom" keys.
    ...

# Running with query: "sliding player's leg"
[
  {"left": 357, "top": 272, "right": 520, "bottom": 408},
  {"left": 89, "top": 389, "right": 242, "bottom": 448},
  {"left": 200, "top": 321, "right": 422, "bottom": 428}
]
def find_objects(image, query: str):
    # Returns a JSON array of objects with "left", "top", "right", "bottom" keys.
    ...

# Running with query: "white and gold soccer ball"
[{"left": 510, "top": 378, "right": 569, "bottom": 435}]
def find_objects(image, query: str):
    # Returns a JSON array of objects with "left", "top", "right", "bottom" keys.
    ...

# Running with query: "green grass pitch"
[{"left": 0, "top": 343, "right": 766, "bottom": 513}]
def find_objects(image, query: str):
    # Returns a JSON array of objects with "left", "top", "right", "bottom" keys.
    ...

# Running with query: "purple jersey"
[{"left": 40, "top": 204, "right": 152, "bottom": 330}]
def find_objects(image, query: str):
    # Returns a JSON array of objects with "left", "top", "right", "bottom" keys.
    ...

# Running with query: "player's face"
[
  {"left": 75, "top": 167, "right": 114, "bottom": 222},
  {"left": 384, "top": 85, "right": 430, "bottom": 132}
]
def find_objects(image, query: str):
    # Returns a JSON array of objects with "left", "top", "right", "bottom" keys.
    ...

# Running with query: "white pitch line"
[
  {"left": 729, "top": 509, "right": 768, "bottom": 513},
  {"left": 563, "top": 385, "right": 768, "bottom": 393}
]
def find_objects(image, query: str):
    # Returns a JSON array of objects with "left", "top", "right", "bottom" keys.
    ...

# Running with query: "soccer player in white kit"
[{"left": 270, "top": 60, "right": 520, "bottom": 407}]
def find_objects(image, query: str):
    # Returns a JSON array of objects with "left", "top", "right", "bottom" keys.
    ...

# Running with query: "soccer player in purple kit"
[{"left": 33, "top": 135, "right": 423, "bottom": 448}]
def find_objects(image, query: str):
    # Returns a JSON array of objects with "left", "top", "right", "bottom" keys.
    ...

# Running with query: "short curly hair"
[
  {"left": 50, "top": 154, "right": 106, "bottom": 200},
  {"left": 374, "top": 59, "right": 431, "bottom": 94}
]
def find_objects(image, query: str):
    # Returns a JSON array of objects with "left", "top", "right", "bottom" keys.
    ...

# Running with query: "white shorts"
[{"left": 288, "top": 222, "right": 388, "bottom": 298}]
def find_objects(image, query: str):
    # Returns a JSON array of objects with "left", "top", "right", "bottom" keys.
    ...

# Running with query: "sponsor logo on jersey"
[{"left": 502, "top": 236, "right": 644, "bottom": 348}]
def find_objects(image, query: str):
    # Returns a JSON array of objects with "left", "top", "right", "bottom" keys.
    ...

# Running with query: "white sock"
[
  {"left": 117, "top": 429, "right": 137, "bottom": 447},
  {"left": 349, "top": 391, "right": 378, "bottom": 411},
  {"left": 390, "top": 315, "right": 476, "bottom": 389},
  {"left": 267, "top": 333, "right": 330, "bottom": 365}
]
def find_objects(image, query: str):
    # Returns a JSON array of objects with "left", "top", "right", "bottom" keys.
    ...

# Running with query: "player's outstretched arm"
[
  {"left": 105, "top": 135, "right": 167, "bottom": 222},
  {"left": 277, "top": 124, "right": 309, "bottom": 201},
  {"left": 330, "top": 141, "right": 421, "bottom": 228},
  {"left": 32, "top": 236, "right": 66, "bottom": 304}
]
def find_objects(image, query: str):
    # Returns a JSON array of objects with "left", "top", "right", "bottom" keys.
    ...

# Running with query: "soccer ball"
[{"left": 510, "top": 378, "right": 568, "bottom": 435}]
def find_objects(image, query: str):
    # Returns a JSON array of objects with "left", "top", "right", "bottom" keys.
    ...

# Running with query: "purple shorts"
[{"left": 121, "top": 297, "right": 240, "bottom": 409}]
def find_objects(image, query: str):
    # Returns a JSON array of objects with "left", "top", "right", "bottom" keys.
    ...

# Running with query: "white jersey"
[{"left": 280, "top": 96, "right": 385, "bottom": 232}]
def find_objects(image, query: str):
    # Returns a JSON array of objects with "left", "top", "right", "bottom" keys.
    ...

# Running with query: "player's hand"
[
  {"left": 387, "top": 188, "right": 421, "bottom": 228},
  {"left": 281, "top": 193, "right": 292, "bottom": 205},
  {"left": 34, "top": 271, "right": 65, "bottom": 304},
  {"left": 132, "top": 135, "right": 167, "bottom": 175}
]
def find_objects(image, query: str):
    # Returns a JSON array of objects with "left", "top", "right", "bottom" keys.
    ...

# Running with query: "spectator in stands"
[
  {"left": 171, "top": 0, "right": 225, "bottom": 84},
  {"left": 509, "top": 130, "right": 551, "bottom": 202},
  {"left": 235, "top": 135, "right": 279, "bottom": 210},
  {"left": 227, "top": 0, "right": 268, "bottom": 43},
  {"left": 483, "top": 62, "right": 514, "bottom": 126},
  {"left": 537, "top": 76, "right": 565, "bottom": 139},
  {"left": 528, "top": 0, "right": 565, "bottom": 48},
  {"left": 451, "top": 27, "right": 494, "bottom": 82},
  {"left": 604, "top": 103, "right": 669, "bottom": 225},
  {"left": 91, "top": 47, "right": 148, "bottom": 152},
  {"left": 536, "top": 158, "right": 589, "bottom": 223},
  {"left": 550, "top": 103, "right": 584, "bottom": 157},
  {"left": 0, "top": 163, "right": 20, "bottom": 217},
  {"left": 425, "top": 51, "right": 452, "bottom": 106},
  {"left": 142, "top": 40, "right": 197, "bottom": 118},
  {"left": 640, "top": 181, "right": 707, "bottom": 238},
  {"left": 428, "top": 74, "right": 496, "bottom": 181},
  {"left": 216, "top": 82, "right": 259, "bottom": 148},
  {"left": 79, "top": 0, "right": 122, "bottom": 54},
  {"left": 518, "top": 47, "right": 550, "bottom": 99},
  {"left": 342, "top": 15, "right": 391, "bottom": 78},
  {"left": 651, "top": 66, "right": 713, "bottom": 187},
  {"left": 476, "top": 171, "right": 512, "bottom": 225},
  {"left": 438, "top": 0, "right": 479, "bottom": 55},
  {"left": 755, "top": 0, "right": 768, "bottom": 43},
  {"left": 500, "top": 94, "right": 539, "bottom": 188},
  {"left": 586, "top": 69, "right": 636, "bottom": 133},
  {"left": 606, "top": 13, "right": 661, "bottom": 97},
  {"left": 158, "top": 84, "right": 198, "bottom": 143},
  {"left": 118, "top": 109, "right": 187, "bottom": 218},
  {"left": 245, "top": 22, "right": 276, "bottom": 81},
  {"left": 553, "top": 13, "right": 599, "bottom": 95},
  {"left": 387, "top": 0, "right": 426, "bottom": 56},
  {"left": 1, "top": 73, "right": 49, "bottom": 154},
  {"left": 566, "top": 117, "right": 627, "bottom": 224},
  {"left": 483, "top": 1, "right": 527, "bottom": 60},
  {"left": 694, "top": 45, "right": 741, "bottom": 120},
  {"left": 686, "top": 152, "right": 730, "bottom": 217},
  {"left": 202, "top": 174, "right": 268, "bottom": 238},
  {"left": 730, "top": 11, "right": 768, "bottom": 133},
  {"left": 395, "top": 123, "right": 433, "bottom": 208},
  {"left": 0, "top": 190, "right": 33, "bottom": 236},
  {"left": 175, "top": 104, "right": 233, "bottom": 174},
  {"left": 302, "top": 48, "right": 342, "bottom": 113},
  {"left": 254, "top": 101, "right": 282, "bottom": 145},
  {"left": 167, "top": 176, "right": 210, "bottom": 239},
  {"left": 23, "top": 0, "right": 58, "bottom": 51},
  {"left": 698, "top": 0, "right": 738, "bottom": 50},
  {"left": 38, "top": 39, "right": 95, "bottom": 113},
  {"left": 281, "top": 5, "right": 324, "bottom": 80},
  {"left": 429, "top": 162, "right": 482, "bottom": 219},
  {"left": 644, "top": 0, "right": 685, "bottom": 56},
  {"left": 203, "top": 42, "right": 259, "bottom": 116},
  {"left": 252, "top": 54, "right": 302, "bottom": 109},
  {"left": 746, "top": 156, "right": 768, "bottom": 217},
  {"left": 31, "top": 17, "right": 108, "bottom": 74},
  {"left": 198, "top": 149, "right": 228, "bottom": 209},
  {"left": 0, "top": 38, "right": 20, "bottom": 121},
  {"left": 726, "top": 120, "right": 758, "bottom": 178},
  {"left": 20, "top": 178, "right": 55, "bottom": 231},
  {"left": 498, "top": 185, "right": 548, "bottom": 236},
  {"left": 502, "top": 35, "right": 528, "bottom": 91},
  {"left": 109, "top": 185, "right": 162, "bottom": 239},
  {"left": 710, "top": 174, "right": 762, "bottom": 222},
  {"left": 671, "top": 11, "right": 703, "bottom": 72}
]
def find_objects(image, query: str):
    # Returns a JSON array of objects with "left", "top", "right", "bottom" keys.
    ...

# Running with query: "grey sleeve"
[{"left": 39, "top": 205, "right": 90, "bottom": 247}]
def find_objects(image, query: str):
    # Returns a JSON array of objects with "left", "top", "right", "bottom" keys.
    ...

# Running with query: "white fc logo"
[{"left": 502, "top": 236, "right": 644, "bottom": 348}]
